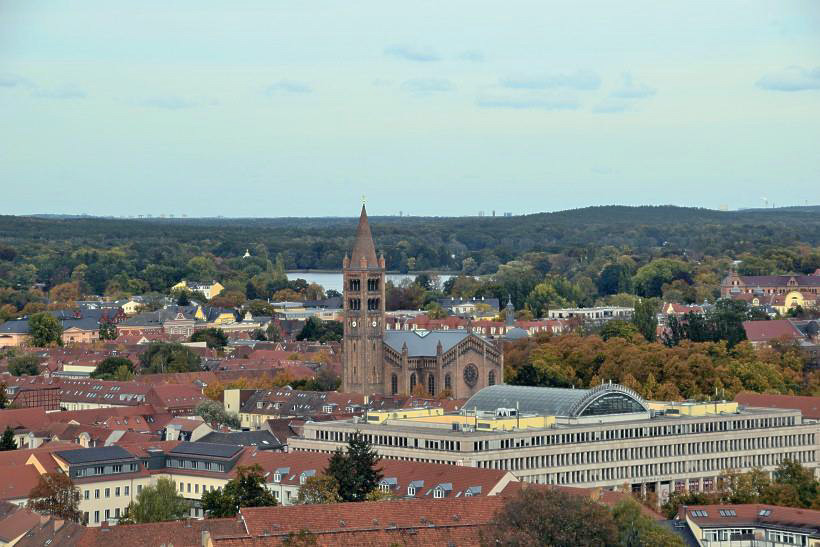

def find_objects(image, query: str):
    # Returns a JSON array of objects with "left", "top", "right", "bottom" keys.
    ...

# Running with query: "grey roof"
[
  {"left": 383, "top": 330, "right": 471, "bottom": 357},
  {"left": 198, "top": 430, "right": 282, "bottom": 449},
  {"left": 169, "top": 441, "right": 242, "bottom": 459},
  {"left": 56, "top": 446, "right": 134, "bottom": 464},
  {"left": 503, "top": 327, "right": 529, "bottom": 340},
  {"left": 0, "top": 320, "right": 29, "bottom": 334},
  {"left": 462, "top": 383, "right": 648, "bottom": 418}
]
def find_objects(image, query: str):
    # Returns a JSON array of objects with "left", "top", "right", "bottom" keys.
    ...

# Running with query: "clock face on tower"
[
  {"left": 351, "top": 321, "right": 357, "bottom": 328},
  {"left": 371, "top": 320, "right": 377, "bottom": 327},
  {"left": 464, "top": 364, "right": 478, "bottom": 387}
]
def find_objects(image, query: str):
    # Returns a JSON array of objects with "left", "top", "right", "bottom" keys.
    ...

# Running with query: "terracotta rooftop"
[
  {"left": 735, "top": 392, "right": 820, "bottom": 420},
  {"left": 0, "top": 465, "right": 42, "bottom": 501},
  {"left": 76, "top": 518, "right": 245, "bottom": 547},
  {"left": 681, "top": 504, "right": 820, "bottom": 535},
  {"left": 742, "top": 319, "right": 804, "bottom": 343}
]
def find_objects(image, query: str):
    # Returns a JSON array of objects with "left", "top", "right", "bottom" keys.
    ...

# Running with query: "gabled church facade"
[{"left": 342, "top": 205, "right": 503, "bottom": 397}]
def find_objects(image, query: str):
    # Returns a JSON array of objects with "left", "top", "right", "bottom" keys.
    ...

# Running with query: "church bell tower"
[{"left": 342, "top": 205, "right": 386, "bottom": 394}]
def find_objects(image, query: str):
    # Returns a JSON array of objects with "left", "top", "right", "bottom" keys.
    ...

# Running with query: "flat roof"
[
  {"left": 169, "top": 441, "right": 242, "bottom": 459},
  {"left": 56, "top": 446, "right": 135, "bottom": 464}
]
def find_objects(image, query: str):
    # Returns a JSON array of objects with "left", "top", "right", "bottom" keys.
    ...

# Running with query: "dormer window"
[
  {"left": 257, "top": 402, "right": 263, "bottom": 409},
  {"left": 433, "top": 488, "right": 444, "bottom": 499},
  {"left": 273, "top": 473, "right": 281, "bottom": 483},
  {"left": 407, "top": 486, "right": 416, "bottom": 496}
]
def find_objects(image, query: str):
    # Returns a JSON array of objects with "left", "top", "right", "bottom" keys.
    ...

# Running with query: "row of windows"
[
  {"left": 347, "top": 279, "right": 381, "bottom": 292},
  {"left": 166, "top": 459, "right": 225, "bottom": 472},
  {"left": 475, "top": 450, "right": 816, "bottom": 479},
  {"left": 177, "top": 480, "right": 218, "bottom": 496},
  {"left": 83, "top": 485, "right": 130, "bottom": 500},
  {"left": 84, "top": 507, "right": 123, "bottom": 524},
  {"left": 398, "top": 370, "right": 495, "bottom": 396},
  {"left": 76, "top": 463, "right": 138, "bottom": 477}
]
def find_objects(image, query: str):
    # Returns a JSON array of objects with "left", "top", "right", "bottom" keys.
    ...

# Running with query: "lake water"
[{"left": 287, "top": 272, "right": 454, "bottom": 293}]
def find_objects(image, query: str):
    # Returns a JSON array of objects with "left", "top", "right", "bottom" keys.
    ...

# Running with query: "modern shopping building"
[{"left": 289, "top": 383, "right": 820, "bottom": 501}]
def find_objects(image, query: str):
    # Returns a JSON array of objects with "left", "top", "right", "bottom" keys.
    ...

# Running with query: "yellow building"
[
  {"left": 648, "top": 400, "right": 739, "bottom": 416},
  {"left": 171, "top": 280, "right": 224, "bottom": 300}
]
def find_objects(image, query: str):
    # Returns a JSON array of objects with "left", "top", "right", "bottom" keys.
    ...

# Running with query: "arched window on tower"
[
  {"left": 444, "top": 373, "right": 451, "bottom": 391},
  {"left": 428, "top": 374, "right": 435, "bottom": 397},
  {"left": 349, "top": 279, "right": 360, "bottom": 291},
  {"left": 391, "top": 374, "right": 398, "bottom": 395},
  {"left": 410, "top": 373, "right": 416, "bottom": 392},
  {"left": 488, "top": 370, "right": 496, "bottom": 386}
]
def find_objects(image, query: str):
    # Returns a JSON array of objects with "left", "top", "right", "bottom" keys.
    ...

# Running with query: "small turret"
[{"left": 505, "top": 295, "right": 515, "bottom": 327}]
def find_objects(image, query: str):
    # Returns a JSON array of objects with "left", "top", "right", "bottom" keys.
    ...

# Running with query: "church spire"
[{"left": 349, "top": 204, "right": 379, "bottom": 270}]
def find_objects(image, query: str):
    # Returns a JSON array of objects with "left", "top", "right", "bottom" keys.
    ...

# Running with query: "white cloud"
[
  {"left": 610, "top": 73, "right": 656, "bottom": 99},
  {"left": 500, "top": 70, "right": 601, "bottom": 91},
  {"left": 756, "top": 66, "right": 820, "bottom": 91},
  {"left": 265, "top": 80, "right": 312, "bottom": 94},
  {"left": 384, "top": 44, "right": 440, "bottom": 62},
  {"left": 401, "top": 78, "right": 454, "bottom": 94}
]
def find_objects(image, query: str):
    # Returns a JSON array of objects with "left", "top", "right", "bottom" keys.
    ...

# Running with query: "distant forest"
[{"left": 1, "top": 206, "right": 819, "bottom": 319}]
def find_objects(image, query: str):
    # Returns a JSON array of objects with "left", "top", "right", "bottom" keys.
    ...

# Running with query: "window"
[
  {"left": 391, "top": 374, "right": 398, "bottom": 395},
  {"left": 83, "top": 512, "right": 89, "bottom": 524},
  {"left": 137, "top": 485, "right": 142, "bottom": 494},
  {"left": 758, "top": 509, "right": 771, "bottom": 516},
  {"left": 94, "top": 466, "right": 104, "bottom": 475},
  {"left": 367, "top": 278, "right": 379, "bottom": 291},
  {"left": 349, "top": 298, "right": 361, "bottom": 311},
  {"left": 94, "top": 511, "right": 99, "bottom": 523},
  {"left": 488, "top": 370, "right": 496, "bottom": 386},
  {"left": 104, "top": 509, "right": 110, "bottom": 520},
  {"left": 410, "top": 373, "right": 416, "bottom": 392},
  {"left": 428, "top": 374, "right": 435, "bottom": 397},
  {"left": 367, "top": 297, "right": 379, "bottom": 311},
  {"left": 112, "top": 464, "right": 122, "bottom": 473},
  {"left": 444, "top": 374, "right": 451, "bottom": 391},
  {"left": 349, "top": 279, "right": 360, "bottom": 292},
  {"left": 273, "top": 473, "right": 281, "bottom": 482},
  {"left": 407, "top": 486, "right": 416, "bottom": 496},
  {"left": 115, "top": 487, "right": 120, "bottom": 497},
  {"left": 187, "top": 483, "right": 191, "bottom": 493},
  {"left": 433, "top": 488, "right": 444, "bottom": 499},
  {"left": 124, "top": 486, "right": 129, "bottom": 496},
  {"left": 84, "top": 490, "right": 89, "bottom": 500},
  {"left": 94, "top": 489, "right": 100, "bottom": 499},
  {"left": 379, "top": 483, "right": 390, "bottom": 492},
  {"left": 105, "top": 488, "right": 110, "bottom": 498},
  {"left": 195, "top": 484, "right": 199, "bottom": 493},
  {"left": 719, "top": 509, "right": 736, "bottom": 517},
  {"left": 115, "top": 508, "right": 120, "bottom": 518}
]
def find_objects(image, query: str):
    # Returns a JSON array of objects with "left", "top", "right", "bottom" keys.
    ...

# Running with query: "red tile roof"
[
  {"left": 239, "top": 496, "right": 506, "bottom": 537},
  {"left": 681, "top": 504, "right": 820, "bottom": 534},
  {"left": 735, "top": 392, "right": 820, "bottom": 420},
  {"left": 0, "top": 408, "right": 50, "bottom": 432},
  {"left": 0, "top": 465, "right": 42, "bottom": 501},
  {"left": 742, "top": 320, "right": 803, "bottom": 343},
  {"left": 0, "top": 505, "right": 41, "bottom": 543},
  {"left": 76, "top": 518, "right": 245, "bottom": 547}
]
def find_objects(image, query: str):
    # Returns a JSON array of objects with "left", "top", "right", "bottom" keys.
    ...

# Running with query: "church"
[{"left": 341, "top": 205, "right": 503, "bottom": 397}]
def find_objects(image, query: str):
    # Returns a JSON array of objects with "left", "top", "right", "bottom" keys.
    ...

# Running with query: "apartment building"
[
  {"left": 678, "top": 504, "right": 820, "bottom": 546},
  {"left": 289, "top": 383, "right": 820, "bottom": 503}
]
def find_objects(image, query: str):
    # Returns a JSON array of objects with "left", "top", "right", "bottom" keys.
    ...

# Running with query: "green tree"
[
  {"left": 98, "top": 321, "right": 118, "bottom": 341},
  {"left": 121, "top": 478, "right": 187, "bottom": 523},
  {"left": 139, "top": 343, "right": 202, "bottom": 374},
  {"left": 599, "top": 320, "right": 640, "bottom": 341},
  {"left": 202, "top": 464, "right": 277, "bottom": 517},
  {"left": 8, "top": 354, "right": 41, "bottom": 376},
  {"left": 190, "top": 328, "right": 228, "bottom": 349},
  {"left": 296, "top": 318, "right": 343, "bottom": 343},
  {"left": 91, "top": 356, "right": 135, "bottom": 380},
  {"left": 0, "top": 383, "right": 7, "bottom": 409},
  {"left": 26, "top": 472, "right": 82, "bottom": 522},
  {"left": 632, "top": 298, "right": 659, "bottom": 342},
  {"left": 481, "top": 487, "right": 618, "bottom": 546},
  {"left": 28, "top": 312, "right": 63, "bottom": 347},
  {"left": 297, "top": 474, "right": 342, "bottom": 504},
  {"left": 770, "top": 458, "right": 819, "bottom": 509},
  {"left": 195, "top": 399, "right": 241, "bottom": 429},
  {"left": 598, "top": 263, "right": 633, "bottom": 296},
  {"left": 612, "top": 498, "right": 684, "bottom": 547},
  {"left": 633, "top": 258, "right": 692, "bottom": 298},
  {"left": 176, "top": 290, "right": 191, "bottom": 306},
  {"left": 1, "top": 426, "right": 17, "bottom": 450},
  {"left": 266, "top": 322, "right": 283, "bottom": 343},
  {"left": 282, "top": 530, "right": 318, "bottom": 547},
  {"left": 324, "top": 432, "right": 382, "bottom": 502}
]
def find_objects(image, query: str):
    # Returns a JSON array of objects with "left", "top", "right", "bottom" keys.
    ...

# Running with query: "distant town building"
[{"left": 546, "top": 306, "right": 633, "bottom": 323}]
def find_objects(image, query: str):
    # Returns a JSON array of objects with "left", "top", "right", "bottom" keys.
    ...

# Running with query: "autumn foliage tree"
[
  {"left": 481, "top": 487, "right": 618, "bottom": 546},
  {"left": 27, "top": 473, "right": 82, "bottom": 522}
]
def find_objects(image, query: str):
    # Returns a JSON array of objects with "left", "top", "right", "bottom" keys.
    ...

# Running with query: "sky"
[{"left": 1, "top": 0, "right": 819, "bottom": 217}]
